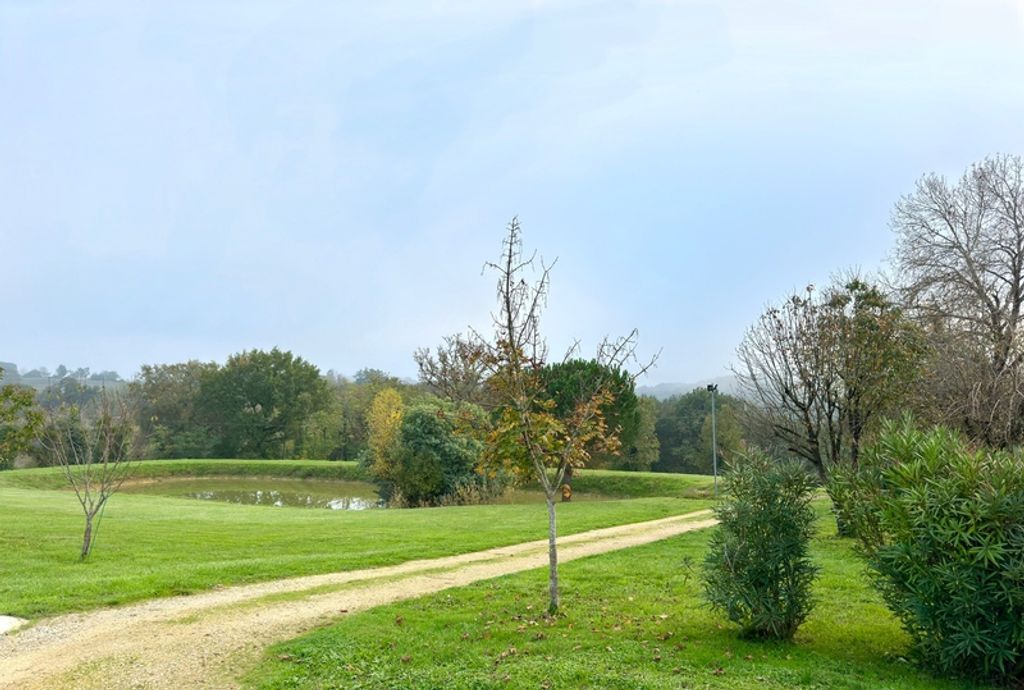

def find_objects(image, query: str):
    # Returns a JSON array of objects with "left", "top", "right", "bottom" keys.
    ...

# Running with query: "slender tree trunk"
[
  {"left": 546, "top": 493, "right": 559, "bottom": 613},
  {"left": 561, "top": 465, "right": 573, "bottom": 502},
  {"left": 81, "top": 514, "right": 94, "bottom": 561}
]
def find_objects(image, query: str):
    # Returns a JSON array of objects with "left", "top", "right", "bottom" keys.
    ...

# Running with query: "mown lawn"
[
  {"left": 0, "top": 459, "right": 369, "bottom": 491},
  {"left": 0, "top": 461, "right": 711, "bottom": 618},
  {"left": 247, "top": 515, "right": 993, "bottom": 690},
  {"left": 0, "top": 460, "right": 716, "bottom": 498}
]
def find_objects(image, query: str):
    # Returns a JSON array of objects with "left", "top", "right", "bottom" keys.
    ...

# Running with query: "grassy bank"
[
  {"left": 247, "top": 515, "right": 989, "bottom": 690},
  {"left": 0, "top": 483, "right": 710, "bottom": 618},
  {"left": 566, "top": 468, "right": 714, "bottom": 498},
  {"left": 0, "top": 460, "right": 714, "bottom": 498},
  {"left": 0, "top": 459, "right": 368, "bottom": 491}
]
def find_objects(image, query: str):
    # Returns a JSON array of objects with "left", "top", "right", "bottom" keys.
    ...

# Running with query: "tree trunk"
[
  {"left": 81, "top": 514, "right": 94, "bottom": 560},
  {"left": 561, "top": 465, "right": 573, "bottom": 502},
  {"left": 546, "top": 494, "right": 559, "bottom": 614}
]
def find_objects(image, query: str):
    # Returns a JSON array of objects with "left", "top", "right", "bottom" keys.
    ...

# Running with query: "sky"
[{"left": 3, "top": 0, "right": 1024, "bottom": 384}]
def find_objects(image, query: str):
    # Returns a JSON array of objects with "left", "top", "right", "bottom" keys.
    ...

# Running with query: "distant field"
[{"left": 0, "top": 460, "right": 712, "bottom": 618}]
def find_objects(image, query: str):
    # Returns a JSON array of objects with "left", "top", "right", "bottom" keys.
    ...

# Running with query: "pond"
[
  {"left": 121, "top": 477, "right": 386, "bottom": 510},
  {"left": 120, "top": 476, "right": 613, "bottom": 510}
]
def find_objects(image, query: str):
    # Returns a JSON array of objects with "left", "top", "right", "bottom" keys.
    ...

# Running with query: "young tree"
[
  {"left": 39, "top": 395, "right": 137, "bottom": 559},
  {"left": 475, "top": 218, "right": 653, "bottom": 613},
  {"left": 366, "top": 387, "right": 405, "bottom": 483}
]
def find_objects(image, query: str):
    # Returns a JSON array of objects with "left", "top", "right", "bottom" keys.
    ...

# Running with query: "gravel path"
[{"left": 0, "top": 509, "right": 715, "bottom": 690}]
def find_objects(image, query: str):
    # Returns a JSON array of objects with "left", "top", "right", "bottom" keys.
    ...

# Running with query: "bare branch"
[{"left": 38, "top": 393, "right": 138, "bottom": 559}]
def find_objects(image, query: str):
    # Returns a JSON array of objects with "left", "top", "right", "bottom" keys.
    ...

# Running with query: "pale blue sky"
[{"left": 3, "top": 1, "right": 1023, "bottom": 383}]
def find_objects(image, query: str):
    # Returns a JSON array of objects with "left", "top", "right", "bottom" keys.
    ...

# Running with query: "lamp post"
[{"left": 707, "top": 383, "right": 718, "bottom": 495}]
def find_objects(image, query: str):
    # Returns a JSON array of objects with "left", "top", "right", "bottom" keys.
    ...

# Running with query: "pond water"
[
  {"left": 120, "top": 476, "right": 611, "bottom": 510},
  {"left": 121, "top": 477, "right": 386, "bottom": 510}
]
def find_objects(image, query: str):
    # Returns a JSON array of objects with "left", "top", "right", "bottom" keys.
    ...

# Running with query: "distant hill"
[
  {"left": 637, "top": 375, "right": 742, "bottom": 400},
  {"left": 0, "top": 361, "right": 126, "bottom": 392}
]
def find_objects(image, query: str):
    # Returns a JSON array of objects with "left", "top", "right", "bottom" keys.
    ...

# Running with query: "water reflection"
[{"left": 123, "top": 478, "right": 386, "bottom": 510}]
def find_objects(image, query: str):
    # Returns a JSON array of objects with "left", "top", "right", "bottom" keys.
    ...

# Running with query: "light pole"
[{"left": 707, "top": 383, "right": 718, "bottom": 495}]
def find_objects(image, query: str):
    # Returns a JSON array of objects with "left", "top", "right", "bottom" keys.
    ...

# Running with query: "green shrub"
[
  {"left": 149, "top": 425, "right": 217, "bottom": 459},
  {"left": 827, "top": 459, "right": 886, "bottom": 547},
  {"left": 701, "top": 451, "right": 818, "bottom": 639},
  {"left": 388, "top": 399, "right": 490, "bottom": 506},
  {"left": 852, "top": 421, "right": 1024, "bottom": 682}
]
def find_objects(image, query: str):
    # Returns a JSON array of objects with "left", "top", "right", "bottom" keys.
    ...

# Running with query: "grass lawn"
[
  {"left": 0, "top": 460, "right": 715, "bottom": 498},
  {"left": 246, "top": 513, "right": 993, "bottom": 690},
  {"left": 0, "top": 463, "right": 711, "bottom": 618},
  {"left": 0, "top": 459, "right": 370, "bottom": 491},
  {"left": 564, "top": 469, "right": 714, "bottom": 498}
]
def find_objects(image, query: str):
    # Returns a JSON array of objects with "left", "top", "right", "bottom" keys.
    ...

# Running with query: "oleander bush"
[
  {"left": 848, "top": 421, "right": 1024, "bottom": 682},
  {"left": 701, "top": 451, "right": 818, "bottom": 639}
]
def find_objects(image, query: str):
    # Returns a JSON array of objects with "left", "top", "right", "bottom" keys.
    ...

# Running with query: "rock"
[{"left": 0, "top": 616, "right": 28, "bottom": 635}]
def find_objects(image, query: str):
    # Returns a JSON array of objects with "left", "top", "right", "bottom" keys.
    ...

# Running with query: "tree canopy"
[
  {"left": 735, "top": 278, "right": 923, "bottom": 479},
  {"left": 197, "top": 348, "right": 329, "bottom": 458}
]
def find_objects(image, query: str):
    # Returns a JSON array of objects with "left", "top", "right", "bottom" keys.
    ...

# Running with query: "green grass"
[
  {"left": 0, "top": 460, "right": 714, "bottom": 498},
  {"left": 566, "top": 468, "right": 715, "bottom": 498},
  {"left": 246, "top": 514, "right": 991, "bottom": 690},
  {"left": 0, "top": 476, "right": 710, "bottom": 618},
  {"left": 0, "top": 459, "right": 369, "bottom": 491}
]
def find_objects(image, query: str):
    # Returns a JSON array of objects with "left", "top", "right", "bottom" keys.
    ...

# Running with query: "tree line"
[{"left": 1, "top": 355, "right": 737, "bottom": 476}]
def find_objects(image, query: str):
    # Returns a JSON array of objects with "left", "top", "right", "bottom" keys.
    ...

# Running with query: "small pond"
[
  {"left": 121, "top": 477, "right": 386, "bottom": 510},
  {"left": 120, "top": 477, "right": 612, "bottom": 510}
]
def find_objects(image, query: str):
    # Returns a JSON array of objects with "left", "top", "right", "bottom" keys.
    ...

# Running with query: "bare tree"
[
  {"left": 40, "top": 394, "right": 138, "bottom": 559},
  {"left": 413, "top": 334, "right": 491, "bottom": 406},
  {"left": 474, "top": 218, "right": 654, "bottom": 613},
  {"left": 736, "top": 279, "right": 923, "bottom": 477},
  {"left": 735, "top": 286, "right": 840, "bottom": 480},
  {"left": 891, "top": 154, "right": 1024, "bottom": 446}
]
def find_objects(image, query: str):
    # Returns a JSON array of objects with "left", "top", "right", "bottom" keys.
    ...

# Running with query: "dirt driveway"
[{"left": 0, "top": 509, "right": 715, "bottom": 690}]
